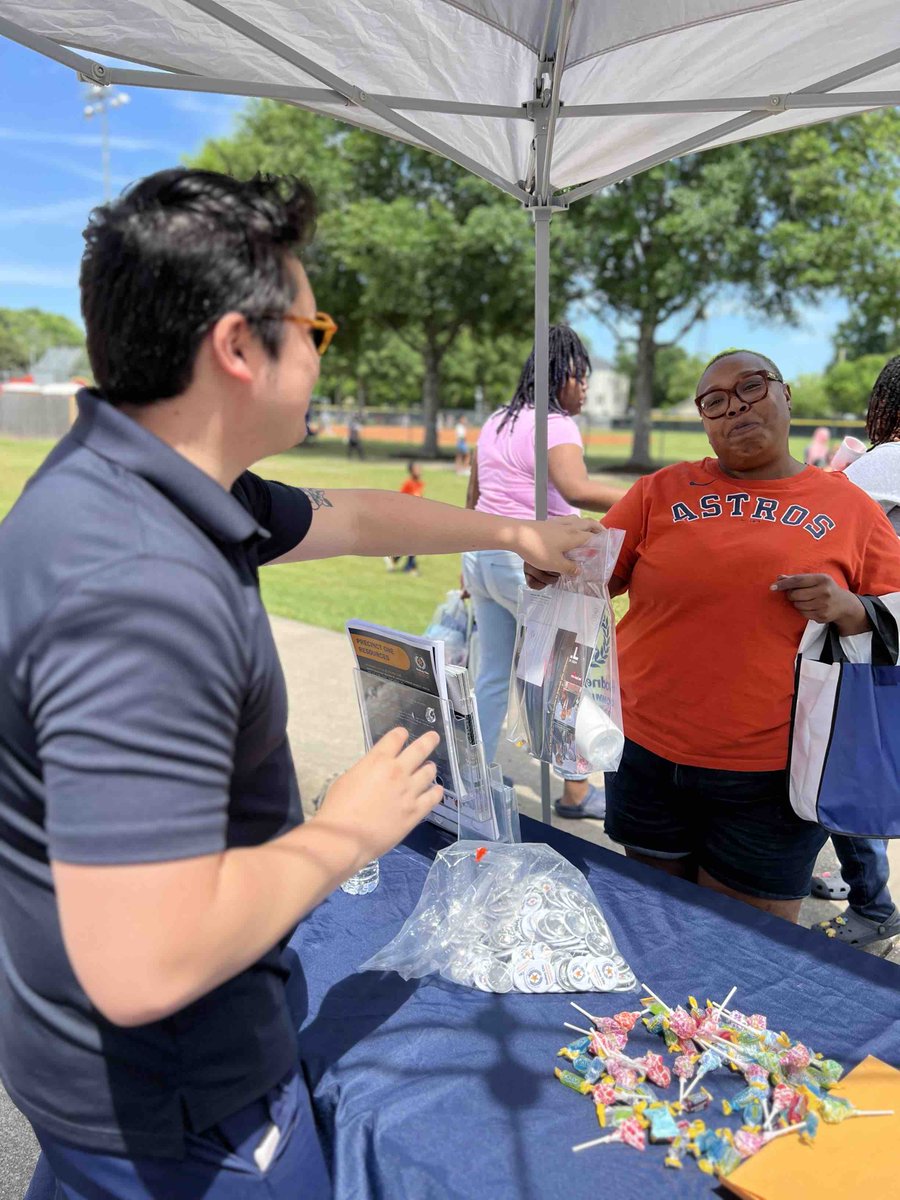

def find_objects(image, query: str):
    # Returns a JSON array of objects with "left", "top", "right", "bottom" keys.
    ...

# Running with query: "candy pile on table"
[{"left": 553, "top": 985, "right": 892, "bottom": 1178}]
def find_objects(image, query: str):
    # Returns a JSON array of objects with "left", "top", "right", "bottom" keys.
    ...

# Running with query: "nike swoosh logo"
[{"left": 689, "top": 481, "right": 716, "bottom": 487}]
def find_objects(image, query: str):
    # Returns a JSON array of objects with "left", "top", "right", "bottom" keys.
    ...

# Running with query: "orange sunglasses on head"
[{"left": 281, "top": 311, "right": 338, "bottom": 356}]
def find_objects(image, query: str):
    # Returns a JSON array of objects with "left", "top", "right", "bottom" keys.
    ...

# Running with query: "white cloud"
[
  {"left": 10, "top": 148, "right": 132, "bottom": 189},
  {"left": 0, "top": 128, "right": 170, "bottom": 152},
  {"left": 0, "top": 197, "right": 96, "bottom": 228},
  {"left": 0, "top": 264, "right": 78, "bottom": 288}
]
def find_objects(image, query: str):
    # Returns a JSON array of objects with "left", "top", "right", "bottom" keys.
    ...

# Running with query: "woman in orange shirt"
[{"left": 528, "top": 349, "right": 900, "bottom": 922}]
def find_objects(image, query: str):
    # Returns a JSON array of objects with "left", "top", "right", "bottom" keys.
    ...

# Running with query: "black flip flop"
[{"left": 811, "top": 874, "right": 850, "bottom": 901}]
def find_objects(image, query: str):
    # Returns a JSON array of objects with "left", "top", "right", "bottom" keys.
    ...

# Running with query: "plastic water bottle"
[{"left": 341, "top": 860, "right": 380, "bottom": 895}]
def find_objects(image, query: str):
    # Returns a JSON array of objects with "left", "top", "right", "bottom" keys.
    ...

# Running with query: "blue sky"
[{"left": 0, "top": 36, "right": 845, "bottom": 379}]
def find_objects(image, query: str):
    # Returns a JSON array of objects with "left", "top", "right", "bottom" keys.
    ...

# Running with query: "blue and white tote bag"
[{"left": 789, "top": 593, "right": 900, "bottom": 837}]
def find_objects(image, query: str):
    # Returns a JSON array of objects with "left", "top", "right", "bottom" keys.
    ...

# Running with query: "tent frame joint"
[{"left": 77, "top": 64, "right": 112, "bottom": 85}]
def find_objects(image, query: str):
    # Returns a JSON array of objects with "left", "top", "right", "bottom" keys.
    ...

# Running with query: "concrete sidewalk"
[{"left": 3, "top": 614, "right": 897, "bottom": 1199}]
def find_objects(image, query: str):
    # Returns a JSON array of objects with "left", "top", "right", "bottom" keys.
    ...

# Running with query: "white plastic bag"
[
  {"left": 358, "top": 841, "right": 636, "bottom": 994},
  {"left": 507, "top": 530, "right": 625, "bottom": 777},
  {"left": 424, "top": 589, "right": 471, "bottom": 666}
]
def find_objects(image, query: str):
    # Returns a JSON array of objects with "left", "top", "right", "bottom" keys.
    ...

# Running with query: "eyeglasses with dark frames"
[{"left": 694, "top": 370, "right": 782, "bottom": 420}]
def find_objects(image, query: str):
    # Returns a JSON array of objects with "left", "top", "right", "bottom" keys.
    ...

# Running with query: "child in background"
[
  {"left": 386, "top": 461, "right": 425, "bottom": 574},
  {"left": 804, "top": 426, "right": 832, "bottom": 467}
]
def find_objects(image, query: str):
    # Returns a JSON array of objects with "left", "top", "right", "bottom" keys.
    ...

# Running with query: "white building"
[{"left": 583, "top": 356, "right": 630, "bottom": 425}]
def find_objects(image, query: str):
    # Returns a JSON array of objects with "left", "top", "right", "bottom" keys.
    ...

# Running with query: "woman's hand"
[
  {"left": 513, "top": 515, "right": 601, "bottom": 576},
  {"left": 770, "top": 574, "right": 870, "bottom": 636}
]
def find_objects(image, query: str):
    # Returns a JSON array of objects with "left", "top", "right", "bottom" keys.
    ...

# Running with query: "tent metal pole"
[
  {"left": 96, "top": 68, "right": 533, "bottom": 116},
  {"left": 532, "top": 205, "right": 553, "bottom": 826},
  {"left": 0, "top": 14, "right": 108, "bottom": 80},
  {"left": 181, "top": 0, "right": 529, "bottom": 202},
  {"left": 558, "top": 91, "right": 900, "bottom": 116}
]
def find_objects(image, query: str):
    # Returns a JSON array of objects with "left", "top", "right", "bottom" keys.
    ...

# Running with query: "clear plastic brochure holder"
[{"left": 353, "top": 667, "right": 519, "bottom": 844}]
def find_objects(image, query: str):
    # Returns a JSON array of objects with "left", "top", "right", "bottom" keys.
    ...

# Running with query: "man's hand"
[
  {"left": 53, "top": 728, "right": 444, "bottom": 1028},
  {"left": 513, "top": 515, "right": 601, "bottom": 576},
  {"left": 315, "top": 728, "right": 443, "bottom": 871},
  {"left": 770, "top": 574, "right": 870, "bottom": 636}
]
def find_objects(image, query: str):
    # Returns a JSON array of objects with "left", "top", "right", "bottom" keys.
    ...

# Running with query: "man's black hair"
[
  {"left": 497, "top": 325, "right": 591, "bottom": 432},
  {"left": 700, "top": 348, "right": 783, "bottom": 386},
  {"left": 867, "top": 355, "right": 900, "bottom": 446},
  {"left": 407, "top": 460, "right": 418, "bottom": 473},
  {"left": 80, "top": 168, "right": 317, "bottom": 407}
]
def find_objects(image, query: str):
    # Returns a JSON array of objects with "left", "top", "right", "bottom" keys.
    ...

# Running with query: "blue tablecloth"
[
  {"left": 26, "top": 817, "right": 900, "bottom": 1199},
  {"left": 289, "top": 818, "right": 899, "bottom": 1200}
]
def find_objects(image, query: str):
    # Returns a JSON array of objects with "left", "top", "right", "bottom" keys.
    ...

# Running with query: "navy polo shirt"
[{"left": 0, "top": 390, "right": 314, "bottom": 1157}]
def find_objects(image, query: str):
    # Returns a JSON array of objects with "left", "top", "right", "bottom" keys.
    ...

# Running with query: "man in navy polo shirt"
[{"left": 0, "top": 168, "right": 598, "bottom": 1197}]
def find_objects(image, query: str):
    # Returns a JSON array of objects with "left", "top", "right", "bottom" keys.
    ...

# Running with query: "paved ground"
[{"left": 3, "top": 614, "right": 897, "bottom": 1197}]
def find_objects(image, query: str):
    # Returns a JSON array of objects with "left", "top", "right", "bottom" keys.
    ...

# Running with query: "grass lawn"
[{"left": 0, "top": 428, "right": 811, "bottom": 634}]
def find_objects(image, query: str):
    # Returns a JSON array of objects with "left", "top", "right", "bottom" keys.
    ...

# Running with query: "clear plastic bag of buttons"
[{"left": 357, "top": 840, "right": 636, "bottom": 994}]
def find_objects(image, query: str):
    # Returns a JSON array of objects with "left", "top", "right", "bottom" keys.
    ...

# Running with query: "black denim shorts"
[{"left": 604, "top": 738, "right": 829, "bottom": 901}]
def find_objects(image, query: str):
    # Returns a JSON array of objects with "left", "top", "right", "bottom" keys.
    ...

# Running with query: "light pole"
[{"left": 83, "top": 84, "right": 130, "bottom": 201}]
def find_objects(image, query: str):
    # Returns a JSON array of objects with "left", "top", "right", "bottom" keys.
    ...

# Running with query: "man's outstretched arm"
[{"left": 271, "top": 487, "right": 601, "bottom": 576}]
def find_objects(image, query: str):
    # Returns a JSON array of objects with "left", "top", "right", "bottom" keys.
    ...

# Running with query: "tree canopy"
[
  {"left": 0, "top": 307, "right": 84, "bottom": 375},
  {"left": 190, "top": 102, "right": 899, "bottom": 460}
]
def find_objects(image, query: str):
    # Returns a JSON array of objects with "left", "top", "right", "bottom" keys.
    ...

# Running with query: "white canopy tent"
[{"left": 3, "top": 1, "right": 898, "bottom": 818}]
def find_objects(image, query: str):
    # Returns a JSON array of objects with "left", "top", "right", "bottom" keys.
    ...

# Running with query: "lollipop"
[
  {"left": 641, "top": 1051, "right": 672, "bottom": 1089},
  {"left": 734, "top": 1128, "right": 764, "bottom": 1158},
  {"left": 667, "top": 1006, "right": 700, "bottom": 1040},
  {"left": 573, "top": 1116, "right": 647, "bottom": 1153},
  {"left": 681, "top": 1048, "right": 723, "bottom": 1102}
]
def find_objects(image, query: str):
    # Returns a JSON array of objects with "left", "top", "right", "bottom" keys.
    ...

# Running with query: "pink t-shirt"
[{"left": 474, "top": 407, "right": 582, "bottom": 520}]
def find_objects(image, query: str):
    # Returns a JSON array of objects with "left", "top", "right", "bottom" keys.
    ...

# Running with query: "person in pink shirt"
[{"left": 463, "top": 325, "right": 624, "bottom": 818}]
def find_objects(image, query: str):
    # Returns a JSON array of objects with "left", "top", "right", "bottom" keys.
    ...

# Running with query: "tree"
[
  {"left": 565, "top": 146, "right": 813, "bottom": 470},
  {"left": 442, "top": 329, "right": 535, "bottom": 414},
  {"left": 0, "top": 307, "right": 83, "bottom": 373},
  {"left": 565, "top": 109, "right": 899, "bottom": 469},
  {"left": 191, "top": 102, "right": 572, "bottom": 453},
  {"left": 789, "top": 373, "right": 830, "bottom": 419},
  {"left": 0, "top": 321, "right": 28, "bottom": 375},
  {"left": 614, "top": 343, "right": 706, "bottom": 409},
  {"left": 824, "top": 354, "right": 898, "bottom": 417},
  {"left": 759, "top": 110, "right": 900, "bottom": 365}
]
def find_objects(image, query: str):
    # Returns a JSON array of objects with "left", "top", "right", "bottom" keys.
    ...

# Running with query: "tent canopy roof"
[{"left": 2, "top": 1, "right": 898, "bottom": 206}]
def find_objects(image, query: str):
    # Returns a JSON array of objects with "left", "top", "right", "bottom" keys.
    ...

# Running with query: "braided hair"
[
  {"left": 867, "top": 355, "right": 900, "bottom": 446},
  {"left": 497, "top": 325, "right": 591, "bottom": 432}
]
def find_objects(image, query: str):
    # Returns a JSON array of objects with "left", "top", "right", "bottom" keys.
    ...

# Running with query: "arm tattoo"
[{"left": 300, "top": 487, "right": 333, "bottom": 511}]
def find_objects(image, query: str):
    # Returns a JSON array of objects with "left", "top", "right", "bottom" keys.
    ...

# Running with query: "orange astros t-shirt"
[
  {"left": 400, "top": 478, "right": 424, "bottom": 497},
  {"left": 602, "top": 459, "right": 900, "bottom": 771}
]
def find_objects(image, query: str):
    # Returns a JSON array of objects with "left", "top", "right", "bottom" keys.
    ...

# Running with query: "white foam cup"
[
  {"left": 829, "top": 436, "right": 866, "bottom": 472},
  {"left": 574, "top": 693, "right": 625, "bottom": 770}
]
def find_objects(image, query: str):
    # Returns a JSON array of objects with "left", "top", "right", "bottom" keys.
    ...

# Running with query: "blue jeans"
[
  {"left": 831, "top": 835, "right": 896, "bottom": 922},
  {"left": 462, "top": 550, "right": 524, "bottom": 762},
  {"left": 31, "top": 1071, "right": 331, "bottom": 1200}
]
